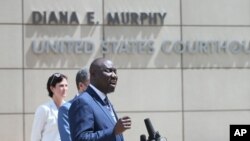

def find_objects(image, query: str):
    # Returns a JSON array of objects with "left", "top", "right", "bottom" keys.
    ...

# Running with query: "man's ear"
[
  {"left": 78, "top": 82, "right": 84, "bottom": 87},
  {"left": 90, "top": 71, "right": 96, "bottom": 77}
]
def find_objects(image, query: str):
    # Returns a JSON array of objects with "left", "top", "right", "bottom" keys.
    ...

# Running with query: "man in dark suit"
[
  {"left": 58, "top": 67, "right": 90, "bottom": 141},
  {"left": 69, "top": 58, "right": 132, "bottom": 141}
]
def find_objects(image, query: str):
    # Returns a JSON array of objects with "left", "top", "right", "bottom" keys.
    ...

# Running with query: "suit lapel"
[
  {"left": 85, "top": 87, "right": 124, "bottom": 141},
  {"left": 110, "top": 104, "right": 118, "bottom": 121},
  {"left": 86, "top": 87, "right": 116, "bottom": 125}
]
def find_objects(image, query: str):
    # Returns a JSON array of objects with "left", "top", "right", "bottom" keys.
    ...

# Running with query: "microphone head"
[
  {"left": 144, "top": 118, "right": 156, "bottom": 140},
  {"left": 140, "top": 134, "right": 147, "bottom": 141}
]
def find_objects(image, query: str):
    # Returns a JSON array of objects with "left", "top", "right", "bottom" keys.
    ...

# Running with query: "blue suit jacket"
[
  {"left": 68, "top": 86, "right": 124, "bottom": 141},
  {"left": 58, "top": 96, "right": 78, "bottom": 141}
]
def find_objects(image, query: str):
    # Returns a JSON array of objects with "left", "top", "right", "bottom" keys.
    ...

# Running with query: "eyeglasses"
[{"left": 50, "top": 73, "right": 61, "bottom": 85}]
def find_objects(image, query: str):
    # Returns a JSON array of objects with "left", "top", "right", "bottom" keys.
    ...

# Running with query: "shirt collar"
[
  {"left": 50, "top": 99, "right": 65, "bottom": 109},
  {"left": 89, "top": 84, "right": 106, "bottom": 101}
]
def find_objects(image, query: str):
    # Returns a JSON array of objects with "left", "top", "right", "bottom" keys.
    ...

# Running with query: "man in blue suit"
[
  {"left": 69, "top": 58, "right": 132, "bottom": 141},
  {"left": 58, "top": 68, "right": 90, "bottom": 141}
]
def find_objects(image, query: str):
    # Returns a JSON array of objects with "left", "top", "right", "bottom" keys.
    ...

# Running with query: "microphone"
[
  {"left": 140, "top": 134, "right": 147, "bottom": 141},
  {"left": 144, "top": 118, "right": 156, "bottom": 140},
  {"left": 144, "top": 118, "right": 167, "bottom": 141}
]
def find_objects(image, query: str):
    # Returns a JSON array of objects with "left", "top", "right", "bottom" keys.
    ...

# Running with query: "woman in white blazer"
[{"left": 31, "top": 73, "right": 68, "bottom": 141}]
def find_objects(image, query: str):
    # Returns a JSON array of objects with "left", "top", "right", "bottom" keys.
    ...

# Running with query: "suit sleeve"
[
  {"left": 58, "top": 105, "right": 71, "bottom": 141},
  {"left": 69, "top": 98, "right": 117, "bottom": 141}
]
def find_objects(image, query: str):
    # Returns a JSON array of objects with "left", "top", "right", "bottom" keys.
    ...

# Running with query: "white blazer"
[{"left": 31, "top": 100, "right": 63, "bottom": 141}]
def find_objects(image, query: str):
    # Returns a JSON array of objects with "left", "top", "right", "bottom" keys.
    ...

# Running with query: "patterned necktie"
[
  {"left": 104, "top": 97, "right": 110, "bottom": 107},
  {"left": 104, "top": 97, "right": 116, "bottom": 122}
]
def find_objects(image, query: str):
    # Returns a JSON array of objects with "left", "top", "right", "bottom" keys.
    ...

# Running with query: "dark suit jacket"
[{"left": 69, "top": 86, "right": 124, "bottom": 141}]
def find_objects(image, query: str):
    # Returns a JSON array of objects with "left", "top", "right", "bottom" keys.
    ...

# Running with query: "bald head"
[
  {"left": 90, "top": 58, "right": 106, "bottom": 73},
  {"left": 89, "top": 58, "right": 118, "bottom": 94}
]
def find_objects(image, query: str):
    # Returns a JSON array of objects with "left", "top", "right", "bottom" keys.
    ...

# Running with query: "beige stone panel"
[
  {"left": 185, "top": 111, "right": 250, "bottom": 141},
  {"left": 104, "top": 26, "right": 181, "bottom": 68},
  {"left": 109, "top": 69, "right": 182, "bottom": 111},
  {"left": 0, "top": 0, "right": 22, "bottom": 23},
  {"left": 24, "top": 25, "right": 103, "bottom": 68},
  {"left": 184, "top": 69, "right": 250, "bottom": 110},
  {"left": 24, "top": 69, "right": 89, "bottom": 113},
  {"left": 24, "top": 0, "right": 102, "bottom": 24},
  {"left": 182, "top": 27, "right": 250, "bottom": 68},
  {"left": 0, "top": 25, "right": 22, "bottom": 68},
  {"left": 118, "top": 112, "right": 182, "bottom": 141},
  {"left": 105, "top": 0, "right": 180, "bottom": 25},
  {"left": 182, "top": 0, "right": 250, "bottom": 25},
  {"left": 0, "top": 70, "right": 23, "bottom": 113},
  {"left": 0, "top": 115, "right": 23, "bottom": 141},
  {"left": 25, "top": 114, "right": 33, "bottom": 141}
]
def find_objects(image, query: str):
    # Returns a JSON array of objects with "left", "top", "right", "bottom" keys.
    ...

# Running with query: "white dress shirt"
[{"left": 31, "top": 99, "right": 64, "bottom": 141}]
